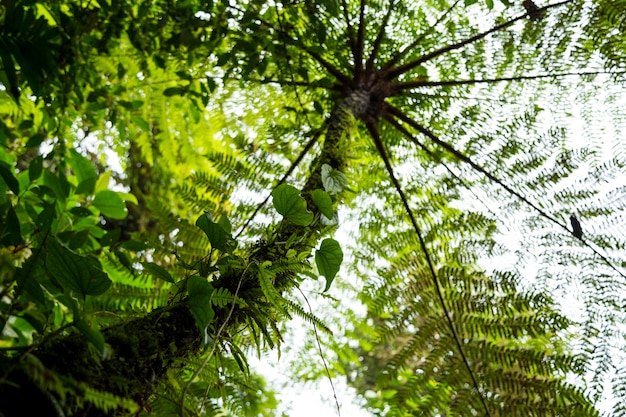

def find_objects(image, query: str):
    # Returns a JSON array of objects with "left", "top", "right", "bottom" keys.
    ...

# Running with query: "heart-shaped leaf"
[
  {"left": 196, "top": 213, "right": 235, "bottom": 253},
  {"left": 272, "top": 184, "right": 313, "bottom": 226},
  {"left": 187, "top": 276, "right": 215, "bottom": 343},
  {"left": 321, "top": 164, "right": 347, "bottom": 195},
  {"left": 311, "top": 189, "right": 334, "bottom": 219},
  {"left": 46, "top": 239, "right": 112, "bottom": 298},
  {"left": 315, "top": 238, "right": 343, "bottom": 292},
  {"left": 93, "top": 190, "right": 128, "bottom": 219}
]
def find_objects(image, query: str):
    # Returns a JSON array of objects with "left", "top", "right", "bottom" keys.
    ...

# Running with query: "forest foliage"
[{"left": 1, "top": 0, "right": 626, "bottom": 416}]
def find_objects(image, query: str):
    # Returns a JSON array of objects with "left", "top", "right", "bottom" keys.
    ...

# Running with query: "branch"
[
  {"left": 354, "top": 0, "right": 367, "bottom": 74},
  {"left": 381, "top": 0, "right": 462, "bottom": 72},
  {"left": 365, "top": 0, "right": 396, "bottom": 72},
  {"left": 385, "top": 103, "right": 626, "bottom": 280},
  {"left": 339, "top": 0, "right": 358, "bottom": 63},
  {"left": 383, "top": 0, "right": 574, "bottom": 80},
  {"left": 305, "top": 48, "right": 353, "bottom": 85},
  {"left": 365, "top": 119, "right": 492, "bottom": 417},
  {"left": 390, "top": 70, "right": 626, "bottom": 93},
  {"left": 382, "top": 113, "right": 500, "bottom": 220}
]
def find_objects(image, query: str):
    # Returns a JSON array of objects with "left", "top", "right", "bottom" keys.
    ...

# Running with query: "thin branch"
[
  {"left": 383, "top": 113, "right": 500, "bottom": 220},
  {"left": 391, "top": 70, "right": 626, "bottom": 93},
  {"left": 405, "top": 90, "right": 511, "bottom": 103},
  {"left": 365, "top": 0, "right": 396, "bottom": 72},
  {"left": 354, "top": 0, "right": 367, "bottom": 74},
  {"left": 384, "top": 0, "right": 574, "bottom": 80},
  {"left": 296, "top": 286, "right": 341, "bottom": 416},
  {"left": 234, "top": 128, "right": 323, "bottom": 239},
  {"left": 385, "top": 103, "right": 626, "bottom": 280},
  {"left": 382, "top": 0, "right": 462, "bottom": 72},
  {"left": 305, "top": 49, "right": 353, "bottom": 85},
  {"left": 339, "top": 0, "right": 358, "bottom": 61},
  {"left": 365, "top": 119, "right": 492, "bottom": 417}
]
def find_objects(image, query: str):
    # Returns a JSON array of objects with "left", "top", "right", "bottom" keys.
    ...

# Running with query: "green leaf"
[
  {"left": 315, "top": 238, "right": 343, "bottom": 292},
  {"left": 131, "top": 116, "right": 150, "bottom": 132},
  {"left": 2, "top": 204, "right": 22, "bottom": 246},
  {"left": 120, "top": 240, "right": 148, "bottom": 251},
  {"left": 163, "top": 87, "right": 185, "bottom": 97},
  {"left": 311, "top": 189, "right": 334, "bottom": 219},
  {"left": 70, "top": 206, "right": 93, "bottom": 218},
  {"left": 271, "top": 184, "right": 313, "bottom": 226},
  {"left": 196, "top": 213, "right": 236, "bottom": 252},
  {"left": 36, "top": 202, "right": 56, "bottom": 231},
  {"left": 0, "top": 162, "right": 19, "bottom": 195},
  {"left": 101, "top": 228, "right": 121, "bottom": 247},
  {"left": 218, "top": 213, "right": 232, "bottom": 234},
  {"left": 68, "top": 149, "right": 97, "bottom": 195},
  {"left": 74, "top": 317, "right": 105, "bottom": 354},
  {"left": 46, "top": 239, "right": 112, "bottom": 297},
  {"left": 92, "top": 190, "right": 128, "bottom": 219},
  {"left": 321, "top": 164, "right": 347, "bottom": 195},
  {"left": 28, "top": 155, "right": 43, "bottom": 181},
  {"left": 187, "top": 276, "right": 215, "bottom": 341},
  {"left": 26, "top": 133, "right": 45, "bottom": 148},
  {"left": 142, "top": 261, "right": 175, "bottom": 283},
  {"left": 43, "top": 170, "right": 68, "bottom": 201}
]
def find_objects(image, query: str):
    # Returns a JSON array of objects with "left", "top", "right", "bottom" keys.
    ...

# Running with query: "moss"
[{"left": 2, "top": 303, "right": 200, "bottom": 417}]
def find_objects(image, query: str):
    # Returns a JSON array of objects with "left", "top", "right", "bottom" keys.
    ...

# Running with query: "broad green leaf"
[
  {"left": 163, "top": 87, "right": 185, "bottom": 96},
  {"left": 92, "top": 190, "right": 128, "bottom": 219},
  {"left": 118, "top": 192, "right": 139, "bottom": 205},
  {"left": 271, "top": 184, "right": 313, "bottom": 226},
  {"left": 320, "top": 164, "right": 347, "bottom": 195},
  {"left": 101, "top": 228, "right": 121, "bottom": 248},
  {"left": 36, "top": 202, "right": 56, "bottom": 231},
  {"left": 69, "top": 149, "right": 98, "bottom": 194},
  {"left": 142, "top": 261, "right": 175, "bottom": 283},
  {"left": 0, "top": 162, "right": 19, "bottom": 195},
  {"left": 46, "top": 239, "right": 112, "bottom": 297},
  {"left": 196, "top": 213, "right": 235, "bottom": 252},
  {"left": 70, "top": 206, "right": 93, "bottom": 218},
  {"left": 15, "top": 256, "right": 46, "bottom": 305},
  {"left": 311, "top": 189, "right": 334, "bottom": 219},
  {"left": 131, "top": 116, "right": 150, "bottom": 132},
  {"left": 43, "top": 170, "right": 68, "bottom": 201},
  {"left": 94, "top": 171, "right": 111, "bottom": 193},
  {"left": 2, "top": 204, "right": 22, "bottom": 246},
  {"left": 121, "top": 240, "right": 148, "bottom": 251},
  {"left": 315, "top": 238, "right": 343, "bottom": 292},
  {"left": 74, "top": 317, "right": 105, "bottom": 354},
  {"left": 25, "top": 133, "right": 45, "bottom": 148},
  {"left": 218, "top": 213, "right": 232, "bottom": 234},
  {"left": 187, "top": 276, "right": 215, "bottom": 341},
  {"left": 68, "top": 149, "right": 97, "bottom": 185},
  {"left": 28, "top": 155, "right": 43, "bottom": 181}
]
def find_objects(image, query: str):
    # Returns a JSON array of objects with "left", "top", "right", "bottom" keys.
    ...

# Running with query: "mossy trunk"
[{"left": 0, "top": 93, "right": 362, "bottom": 417}]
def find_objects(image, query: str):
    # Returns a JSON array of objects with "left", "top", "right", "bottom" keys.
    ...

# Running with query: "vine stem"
[{"left": 296, "top": 286, "right": 342, "bottom": 416}]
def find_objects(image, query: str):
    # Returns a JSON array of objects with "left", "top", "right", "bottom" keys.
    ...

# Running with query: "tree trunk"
[{"left": 0, "top": 92, "right": 360, "bottom": 417}]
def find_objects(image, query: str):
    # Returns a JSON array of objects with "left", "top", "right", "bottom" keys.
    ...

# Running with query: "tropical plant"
[{"left": 0, "top": 0, "right": 625, "bottom": 416}]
